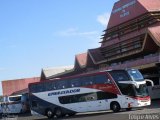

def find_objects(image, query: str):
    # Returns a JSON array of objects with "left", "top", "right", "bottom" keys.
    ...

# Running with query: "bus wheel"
[
  {"left": 55, "top": 108, "right": 63, "bottom": 118},
  {"left": 46, "top": 109, "right": 53, "bottom": 118},
  {"left": 111, "top": 102, "right": 121, "bottom": 112}
]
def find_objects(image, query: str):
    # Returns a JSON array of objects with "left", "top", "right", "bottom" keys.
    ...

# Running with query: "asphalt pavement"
[{"left": 1, "top": 99, "right": 160, "bottom": 120}]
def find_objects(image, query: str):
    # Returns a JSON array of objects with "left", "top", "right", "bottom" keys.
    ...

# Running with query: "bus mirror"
[
  {"left": 145, "top": 79, "right": 154, "bottom": 86},
  {"left": 118, "top": 81, "right": 146, "bottom": 89},
  {"left": 129, "top": 81, "right": 140, "bottom": 89},
  {"left": 134, "top": 82, "right": 140, "bottom": 89}
]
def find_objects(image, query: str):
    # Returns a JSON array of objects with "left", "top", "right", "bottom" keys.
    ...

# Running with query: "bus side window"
[
  {"left": 81, "top": 77, "right": 94, "bottom": 86},
  {"left": 78, "top": 95, "right": 86, "bottom": 102},
  {"left": 86, "top": 96, "right": 96, "bottom": 101},
  {"left": 56, "top": 80, "right": 68, "bottom": 89},
  {"left": 38, "top": 84, "right": 44, "bottom": 92},
  {"left": 88, "top": 77, "right": 94, "bottom": 85},
  {"left": 52, "top": 83, "right": 57, "bottom": 90},
  {"left": 109, "top": 71, "right": 130, "bottom": 82},
  {"left": 30, "top": 85, "right": 35, "bottom": 93},
  {"left": 69, "top": 78, "right": 81, "bottom": 87},
  {"left": 44, "top": 82, "right": 56, "bottom": 91},
  {"left": 45, "top": 82, "right": 51, "bottom": 91},
  {"left": 94, "top": 75, "right": 110, "bottom": 84},
  {"left": 31, "top": 84, "right": 39, "bottom": 93}
]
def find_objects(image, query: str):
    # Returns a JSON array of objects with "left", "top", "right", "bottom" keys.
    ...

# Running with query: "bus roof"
[
  {"left": 29, "top": 69, "right": 135, "bottom": 87},
  {"left": 29, "top": 70, "right": 108, "bottom": 87}
]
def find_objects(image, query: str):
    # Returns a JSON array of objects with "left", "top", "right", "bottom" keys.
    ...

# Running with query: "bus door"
[
  {"left": 67, "top": 100, "right": 107, "bottom": 113},
  {"left": 60, "top": 92, "right": 108, "bottom": 112},
  {"left": 84, "top": 92, "right": 108, "bottom": 112}
]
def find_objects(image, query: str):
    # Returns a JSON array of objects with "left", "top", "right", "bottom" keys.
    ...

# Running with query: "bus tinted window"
[
  {"left": 29, "top": 84, "right": 36, "bottom": 92},
  {"left": 38, "top": 84, "right": 45, "bottom": 92},
  {"left": 30, "top": 74, "right": 110, "bottom": 93},
  {"left": 127, "top": 69, "right": 144, "bottom": 81},
  {"left": 59, "top": 93, "right": 96, "bottom": 104},
  {"left": 30, "top": 84, "right": 39, "bottom": 93},
  {"left": 81, "top": 77, "right": 94, "bottom": 86},
  {"left": 59, "top": 91, "right": 117, "bottom": 104},
  {"left": 94, "top": 75, "right": 109, "bottom": 84},
  {"left": 118, "top": 84, "right": 135, "bottom": 96},
  {"left": 56, "top": 80, "right": 68, "bottom": 89},
  {"left": 44, "top": 82, "right": 57, "bottom": 91},
  {"left": 69, "top": 78, "right": 81, "bottom": 87},
  {"left": 109, "top": 71, "right": 130, "bottom": 82},
  {"left": 97, "top": 91, "right": 117, "bottom": 99},
  {"left": 9, "top": 96, "right": 21, "bottom": 102}
]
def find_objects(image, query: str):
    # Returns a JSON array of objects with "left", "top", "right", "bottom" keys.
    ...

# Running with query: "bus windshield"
[
  {"left": 118, "top": 83, "right": 149, "bottom": 97},
  {"left": 134, "top": 84, "right": 149, "bottom": 97},
  {"left": 108, "top": 70, "right": 130, "bottom": 82},
  {"left": 127, "top": 69, "right": 144, "bottom": 81},
  {"left": 9, "top": 96, "right": 21, "bottom": 102}
]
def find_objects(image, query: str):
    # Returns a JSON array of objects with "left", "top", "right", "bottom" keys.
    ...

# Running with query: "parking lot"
[{"left": 1, "top": 99, "right": 159, "bottom": 120}]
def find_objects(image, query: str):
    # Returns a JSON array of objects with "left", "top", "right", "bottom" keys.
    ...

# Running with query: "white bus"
[
  {"left": 2, "top": 94, "right": 29, "bottom": 114},
  {"left": 29, "top": 69, "right": 151, "bottom": 118}
]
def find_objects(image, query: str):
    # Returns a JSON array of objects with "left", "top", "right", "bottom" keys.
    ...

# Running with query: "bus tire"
[
  {"left": 46, "top": 109, "right": 53, "bottom": 118},
  {"left": 55, "top": 108, "right": 63, "bottom": 118},
  {"left": 110, "top": 102, "right": 121, "bottom": 112}
]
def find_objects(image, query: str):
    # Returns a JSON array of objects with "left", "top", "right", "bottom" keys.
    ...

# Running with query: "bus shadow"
[
  {"left": 34, "top": 111, "right": 112, "bottom": 120},
  {"left": 24, "top": 100, "right": 160, "bottom": 120}
]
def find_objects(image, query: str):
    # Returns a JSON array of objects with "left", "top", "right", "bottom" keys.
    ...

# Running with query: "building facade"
[
  {"left": 2, "top": 77, "right": 40, "bottom": 96},
  {"left": 46, "top": 0, "right": 160, "bottom": 86}
]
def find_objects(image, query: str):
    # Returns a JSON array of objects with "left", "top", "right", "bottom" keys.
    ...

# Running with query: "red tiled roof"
[
  {"left": 107, "top": 0, "right": 160, "bottom": 29},
  {"left": 75, "top": 53, "right": 87, "bottom": 67},
  {"left": 88, "top": 48, "right": 105, "bottom": 64},
  {"left": 2, "top": 77, "right": 40, "bottom": 96},
  {"left": 11, "top": 88, "right": 28, "bottom": 95},
  {"left": 148, "top": 25, "right": 160, "bottom": 47}
]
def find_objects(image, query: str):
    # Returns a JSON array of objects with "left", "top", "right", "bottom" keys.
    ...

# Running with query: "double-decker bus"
[{"left": 29, "top": 69, "right": 151, "bottom": 118}]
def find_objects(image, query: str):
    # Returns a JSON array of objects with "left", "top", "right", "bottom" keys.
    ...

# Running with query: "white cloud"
[
  {"left": 97, "top": 12, "right": 111, "bottom": 27},
  {"left": 0, "top": 68, "right": 6, "bottom": 71},
  {"left": 55, "top": 28, "right": 98, "bottom": 37},
  {"left": 54, "top": 28, "right": 101, "bottom": 48}
]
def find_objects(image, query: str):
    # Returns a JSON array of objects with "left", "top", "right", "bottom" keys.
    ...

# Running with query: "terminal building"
[
  {"left": 44, "top": 0, "right": 160, "bottom": 95},
  {"left": 2, "top": 0, "right": 160, "bottom": 97},
  {"left": 45, "top": 0, "right": 160, "bottom": 83}
]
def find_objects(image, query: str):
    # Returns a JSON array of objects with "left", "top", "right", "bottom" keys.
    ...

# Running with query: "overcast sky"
[{"left": 0, "top": 0, "right": 117, "bottom": 95}]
